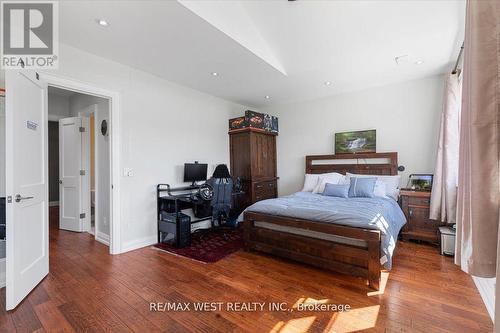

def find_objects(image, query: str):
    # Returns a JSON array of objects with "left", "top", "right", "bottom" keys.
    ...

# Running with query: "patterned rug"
[{"left": 153, "top": 228, "right": 243, "bottom": 263}]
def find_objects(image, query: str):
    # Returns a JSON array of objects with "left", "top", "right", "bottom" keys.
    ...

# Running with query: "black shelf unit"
[{"left": 156, "top": 184, "right": 212, "bottom": 247}]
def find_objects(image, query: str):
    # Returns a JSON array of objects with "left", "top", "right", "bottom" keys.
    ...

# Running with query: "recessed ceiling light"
[
  {"left": 324, "top": 81, "right": 332, "bottom": 86},
  {"left": 211, "top": 72, "right": 219, "bottom": 76},
  {"left": 265, "top": 95, "right": 270, "bottom": 99},
  {"left": 96, "top": 19, "right": 109, "bottom": 27},
  {"left": 414, "top": 60, "right": 424, "bottom": 65}
]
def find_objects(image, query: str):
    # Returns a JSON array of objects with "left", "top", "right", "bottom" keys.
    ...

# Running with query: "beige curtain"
[
  {"left": 430, "top": 74, "right": 461, "bottom": 224},
  {"left": 455, "top": 0, "right": 500, "bottom": 277}
]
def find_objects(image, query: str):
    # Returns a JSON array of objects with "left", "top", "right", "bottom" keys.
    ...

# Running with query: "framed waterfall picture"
[{"left": 335, "top": 129, "right": 376, "bottom": 154}]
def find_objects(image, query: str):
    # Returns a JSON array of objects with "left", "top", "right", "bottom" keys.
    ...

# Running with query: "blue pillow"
[
  {"left": 323, "top": 183, "right": 349, "bottom": 198},
  {"left": 348, "top": 177, "right": 377, "bottom": 198}
]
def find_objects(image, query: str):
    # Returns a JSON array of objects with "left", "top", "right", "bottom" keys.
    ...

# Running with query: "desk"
[
  {"left": 157, "top": 184, "right": 213, "bottom": 221},
  {"left": 157, "top": 184, "right": 210, "bottom": 244},
  {"left": 156, "top": 183, "right": 244, "bottom": 246}
]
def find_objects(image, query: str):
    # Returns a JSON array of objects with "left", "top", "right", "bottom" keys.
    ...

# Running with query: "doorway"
[{"left": 48, "top": 87, "right": 111, "bottom": 247}]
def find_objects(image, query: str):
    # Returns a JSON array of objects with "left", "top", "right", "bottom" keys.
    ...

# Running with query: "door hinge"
[
  {"left": 80, "top": 170, "right": 86, "bottom": 176},
  {"left": 79, "top": 127, "right": 85, "bottom": 132},
  {"left": 7, "top": 196, "right": 12, "bottom": 203},
  {"left": 80, "top": 213, "right": 86, "bottom": 219}
]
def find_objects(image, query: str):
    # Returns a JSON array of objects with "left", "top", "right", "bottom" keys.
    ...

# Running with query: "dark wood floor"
[{"left": 0, "top": 207, "right": 493, "bottom": 332}]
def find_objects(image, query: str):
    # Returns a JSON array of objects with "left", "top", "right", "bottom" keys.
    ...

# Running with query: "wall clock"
[{"left": 101, "top": 119, "right": 108, "bottom": 136}]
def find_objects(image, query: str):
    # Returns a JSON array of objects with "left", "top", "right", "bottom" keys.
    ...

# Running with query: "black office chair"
[
  {"left": 205, "top": 164, "right": 233, "bottom": 228},
  {"left": 191, "top": 164, "right": 235, "bottom": 241}
]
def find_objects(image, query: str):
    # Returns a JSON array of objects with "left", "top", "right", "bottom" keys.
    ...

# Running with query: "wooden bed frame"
[{"left": 242, "top": 152, "right": 398, "bottom": 290}]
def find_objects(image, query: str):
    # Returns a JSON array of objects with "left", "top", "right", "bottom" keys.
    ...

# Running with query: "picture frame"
[
  {"left": 406, "top": 174, "right": 433, "bottom": 191},
  {"left": 334, "top": 129, "right": 376, "bottom": 154}
]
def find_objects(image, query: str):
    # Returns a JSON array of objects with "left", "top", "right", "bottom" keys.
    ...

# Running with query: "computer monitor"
[{"left": 183, "top": 163, "right": 208, "bottom": 185}]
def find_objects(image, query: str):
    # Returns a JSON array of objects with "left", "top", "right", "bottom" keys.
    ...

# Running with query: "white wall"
[
  {"left": 42, "top": 43, "right": 245, "bottom": 252},
  {"left": 69, "top": 94, "right": 111, "bottom": 239},
  {"left": 261, "top": 76, "right": 444, "bottom": 195},
  {"left": 473, "top": 276, "right": 495, "bottom": 321},
  {"left": 48, "top": 93, "right": 71, "bottom": 120}
]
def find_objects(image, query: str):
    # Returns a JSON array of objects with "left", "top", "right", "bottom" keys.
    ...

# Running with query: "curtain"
[
  {"left": 455, "top": 0, "right": 500, "bottom": 277},
  {"left": 429, "top": 74, "right": 461, "bottom": 224}
]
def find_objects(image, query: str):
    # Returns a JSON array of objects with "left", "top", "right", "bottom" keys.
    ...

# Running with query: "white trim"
[
  {"left": 48, "top": 201, "right": 59, "bottom": 207},
  {"left": 93, "top": 113, "right": 99, "bottom": 243},
  {"left": 39, "top": 72, "right": 122, "bottom": 255},
  {"left": 96, "top": 232, "right": 110, "bottom": 246},
  {"left": 78, "top": 105, "right": 98, "bottom": 237},
  {"left": 48, "top": 114, "right": 67, "bottom": 122},
  {"left": 81, "top": 115, "right": 91, "bottom": 234},
  {"left": 473, "top": 276, "right": 495, "bottom": 321},
  {"left": 0, "top": 108, "right": 5, "bottom": 198},
  {"left": 0, "top": 258, "right": 5, "bottom": 288},
  {"left": 122, "top": 236, "right": 157, "bottom": 253}
]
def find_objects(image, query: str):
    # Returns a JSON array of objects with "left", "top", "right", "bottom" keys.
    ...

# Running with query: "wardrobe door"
[
  {"left": 229, "top": 131, "right": 251, "bottom": 180},
  {"left": 250, "top": 132, "right": 276, "bottom": 179}
]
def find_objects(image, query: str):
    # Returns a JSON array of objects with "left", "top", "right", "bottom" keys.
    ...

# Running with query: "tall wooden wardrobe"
[{"left": 229, "top": 128, "right": 278, "bottom": 213}]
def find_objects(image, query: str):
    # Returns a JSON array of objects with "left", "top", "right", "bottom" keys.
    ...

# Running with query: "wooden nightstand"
[{"left": 399, "top": 190, "right": 445, "bottom": 245}]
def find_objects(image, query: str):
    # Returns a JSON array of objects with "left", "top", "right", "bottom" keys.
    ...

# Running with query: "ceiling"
[{"left": 59, "top": 0, "right": 465, "bottom": 107}]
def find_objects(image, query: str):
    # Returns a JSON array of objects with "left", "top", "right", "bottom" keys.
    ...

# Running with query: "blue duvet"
[{"left": 240, "top": 192, "right": 406, "bottom": 269}]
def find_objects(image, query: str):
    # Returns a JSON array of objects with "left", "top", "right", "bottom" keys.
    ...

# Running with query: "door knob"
[
  {"left": 59, "top": 180, "right": 62, "bottom": 184},
  {"left": 15, "top": 194, "right": 34, "bottom": 203}
]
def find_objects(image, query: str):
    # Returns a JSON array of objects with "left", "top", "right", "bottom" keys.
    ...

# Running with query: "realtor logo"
[{"left": 1, "top": 1, "right": 58, "bottom": 68}]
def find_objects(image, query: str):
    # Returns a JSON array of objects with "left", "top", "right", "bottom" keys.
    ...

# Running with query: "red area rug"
[{"left": 153, "top": 228, "right": 243, "bottom": 263}]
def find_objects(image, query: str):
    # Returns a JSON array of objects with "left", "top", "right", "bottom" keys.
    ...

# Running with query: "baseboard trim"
[
  {"left": 49, "top": 201, "right": 59, "bottom": 207},
  {"left": 121, "top": 235, "right": 157, "bottom": 253},
  {"left": 472, "top": 276, "right": 495, "bottom": 321},
  {"left": 96, "top": 231, "right": 110, "bottom": 246}
]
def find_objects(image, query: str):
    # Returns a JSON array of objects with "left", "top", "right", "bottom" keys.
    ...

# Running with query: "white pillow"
[
  {"left": 302, "top": 172, "right": 344, "bottom": 192},
  {"left": 373, "top": 181, "right": 387, "bottom": 198},
  {"left": 347, "top": 173, "right": 400, "bottom": 200},
  {"left": 302, "top": 174, "right": 320, "bottom": 192},
  {"left": 312, "top": 173, "right": 346, "bottom": 194}
]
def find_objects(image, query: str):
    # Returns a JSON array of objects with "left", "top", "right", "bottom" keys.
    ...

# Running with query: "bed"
[{"left": 241, "top": 152, "right": 406, "bottom": 290}]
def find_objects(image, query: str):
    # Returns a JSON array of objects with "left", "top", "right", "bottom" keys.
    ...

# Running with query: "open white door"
[
  {"left": 5, "top": 70, "right": 49, "bottom": 310},
  {"left": 59, "top": 117, "right": 85, "bottom": 232}
]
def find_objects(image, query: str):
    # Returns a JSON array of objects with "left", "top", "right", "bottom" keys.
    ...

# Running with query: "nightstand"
[{"left": 399, "top": 190, "right": 445, "bottom": 245}]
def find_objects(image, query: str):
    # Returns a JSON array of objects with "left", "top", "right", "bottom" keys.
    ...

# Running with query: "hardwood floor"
[{"left": 0, "top": 207, "right": 493, "bottom": 332}]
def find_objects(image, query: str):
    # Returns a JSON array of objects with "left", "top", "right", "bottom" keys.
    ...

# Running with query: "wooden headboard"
[{"left": 305, "top": 152, "right": 398, "bottom": 176}]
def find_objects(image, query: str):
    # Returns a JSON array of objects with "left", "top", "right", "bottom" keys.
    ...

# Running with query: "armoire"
[{"left": 229, "top": 128, "right": 278, "bottom": 214}]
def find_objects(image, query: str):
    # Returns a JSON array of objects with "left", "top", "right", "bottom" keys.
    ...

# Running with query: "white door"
[
  {"left": 59, "top": 117, "right": 84, "bottom": 232},
  {"left": 5, "top": 70, "right": 49, "bottom": 310}
]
